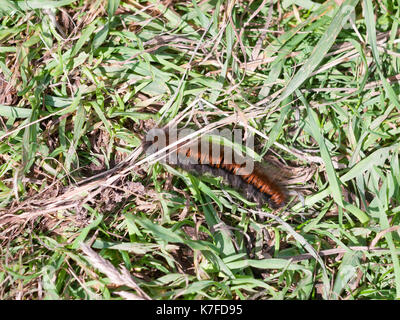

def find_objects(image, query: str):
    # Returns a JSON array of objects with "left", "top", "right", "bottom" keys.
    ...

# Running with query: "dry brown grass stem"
[{"left": 80, "top": 242, "right": 150, "bottom": 300}]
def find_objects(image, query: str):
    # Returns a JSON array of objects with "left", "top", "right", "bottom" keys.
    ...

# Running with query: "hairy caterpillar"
[{"left": 143, "top": 128, "right": 286, "bottom": 208}]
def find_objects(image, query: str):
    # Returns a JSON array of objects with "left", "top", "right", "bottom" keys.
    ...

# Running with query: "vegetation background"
[{"left": 0, "top": 0, "right": 399, "bottom": 300}]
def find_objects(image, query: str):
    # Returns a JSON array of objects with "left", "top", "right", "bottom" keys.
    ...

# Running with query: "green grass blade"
[{"left": 277, "top": 0, "right": 360, "bottom": 103}]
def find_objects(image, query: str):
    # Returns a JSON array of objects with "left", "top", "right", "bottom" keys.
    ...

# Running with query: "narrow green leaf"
[
  {"left": 2, "top": 0, "right": 76, "bottom": 12},
  {"left": 299, "top": 90, "right": 344, "bottom": 207},
  {"left": 0, "top": 105, "right": 32, "bottom": 119},
  {"left": 92, "top": 23, "right": 109, "bottom": 51},
  {"left": 107, "top": 0, "right": 120, "bottom": 16},
  {"left": 71, "top": 23, "right": 97, "bottom": 58},
  {"left": 71, "top": 214, "right": 103, "bottom": 249},
  {"left": 363, "top": 0, "right": 400, "bottom": 112}
]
